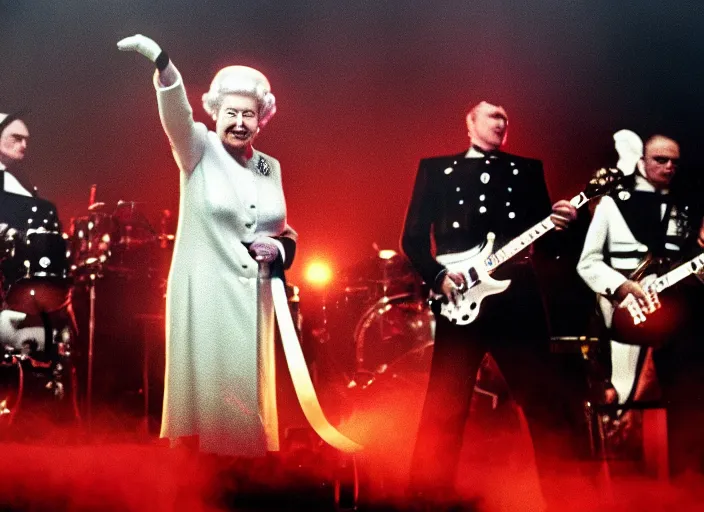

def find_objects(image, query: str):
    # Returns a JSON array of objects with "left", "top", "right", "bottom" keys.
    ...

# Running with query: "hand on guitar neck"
[{"left": 550, "top": 199, "right": 578, "bottom": 230}]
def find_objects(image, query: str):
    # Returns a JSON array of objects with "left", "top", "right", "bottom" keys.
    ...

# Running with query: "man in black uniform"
[
  {"left": 0, "top": 112, "right": 62, "bottom": 351},
  {"left": 401, "top": 100, "right": 579, "bottom": 508}
]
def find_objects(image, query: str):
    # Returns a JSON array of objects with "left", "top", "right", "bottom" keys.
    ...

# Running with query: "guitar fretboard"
[
  {"left": 649, "top": 253, "right": 704, "bottom": 293},
  {"left": 485, "top": 192, "right": 588, "bottom": 271}
]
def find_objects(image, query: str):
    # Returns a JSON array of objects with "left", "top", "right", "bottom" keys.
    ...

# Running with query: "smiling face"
[
  {"left": 466, "top": 101, "right": 508, "bottom": 151},
  {"left": 215, "top": 94, "right": 260, "bottom": 157},
  {"left": 0, "top": 119, "right": 29, "bottom": 167}
]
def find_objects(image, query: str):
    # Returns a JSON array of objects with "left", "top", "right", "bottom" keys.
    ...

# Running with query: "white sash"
[{"left": 270, "top": 277, "right": 362, "bottom": 453}]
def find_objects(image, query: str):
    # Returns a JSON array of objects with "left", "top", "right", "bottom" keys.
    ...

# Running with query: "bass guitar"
[{"left": 611, "top": 252, "right": 704, "bottom": 347}]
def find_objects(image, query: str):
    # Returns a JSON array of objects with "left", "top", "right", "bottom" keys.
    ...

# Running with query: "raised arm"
[{"left": 117, "top": 34, "right": 206, "bottom": 174}]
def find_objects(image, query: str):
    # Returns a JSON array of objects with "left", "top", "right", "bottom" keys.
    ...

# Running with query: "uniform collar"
[
  {"left": 634, "top": 173, "right": 668, "bottom": 194},
  {"left": 464, "top": 145, "right": 501, "bottom": 159}
]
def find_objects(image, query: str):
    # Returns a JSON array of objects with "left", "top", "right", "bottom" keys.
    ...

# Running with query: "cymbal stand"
[
  {"left": 85, "top": 272, "right": 96, "bottom": 433},
  {"left": 353, "top": 260, "right": 391, "bottom": 385}
]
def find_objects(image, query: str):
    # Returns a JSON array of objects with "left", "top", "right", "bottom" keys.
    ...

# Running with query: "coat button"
[
  {"left": 480, "top": 172, "right": 490, "bottom": 184},
  {"left": 444, "top": 167, "right": 454, "bottom": 174},
  {"left": 452, "top": 221, "right": 460, "bottom": 228},
  {"left": 479, "top": 194, "right": 486, "bottom": 201},
  {"left": 479, "top": 206, "right": 487, "bottom": 214},
  {"left": 508, "top": 212, "right": 516, "bottom": 219},
  {"left": 513, "top": 169, "right": 519, "bottom": 175}
]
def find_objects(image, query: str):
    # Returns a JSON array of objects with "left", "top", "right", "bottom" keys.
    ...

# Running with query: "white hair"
[{"left": 201, "top": 66, "right": 277, "bottom": 128}]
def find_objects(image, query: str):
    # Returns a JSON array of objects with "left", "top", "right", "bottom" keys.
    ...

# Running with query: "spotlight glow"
[{"left": 306, "top": 261, "right": 332, "bottom": 287}]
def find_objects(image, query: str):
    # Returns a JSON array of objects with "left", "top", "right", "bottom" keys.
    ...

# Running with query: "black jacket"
[{"left": 401, "top": 150, "right": 553, "bottom": 290}]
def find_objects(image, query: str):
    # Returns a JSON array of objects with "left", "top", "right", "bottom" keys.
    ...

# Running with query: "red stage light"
[{"left": 305, "top": 261, "right": 333, "bottom": 287}]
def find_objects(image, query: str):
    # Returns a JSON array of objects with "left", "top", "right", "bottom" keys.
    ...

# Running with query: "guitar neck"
[
  {"left": 649, "top": 253, "right": 704, "bottom": 293},
  {"left": 486, "top": 192, "right": 588, "bottom": 270}
]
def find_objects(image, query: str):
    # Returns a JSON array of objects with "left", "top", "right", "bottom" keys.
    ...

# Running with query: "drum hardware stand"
[
  {"left": 86, "top": 271, "right": 97, "bottom": 433},
  {"left": 348, "top": 251, "right": 396, "bottom": 391}
]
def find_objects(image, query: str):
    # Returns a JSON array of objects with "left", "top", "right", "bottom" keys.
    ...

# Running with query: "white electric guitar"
[{"left": 435, "top": 167, "right": 628, "bottom": 325}]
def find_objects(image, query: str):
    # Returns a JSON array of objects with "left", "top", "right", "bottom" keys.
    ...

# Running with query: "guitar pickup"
[{"left": 467, "top": 267, "right": 480, "bottom": 287}]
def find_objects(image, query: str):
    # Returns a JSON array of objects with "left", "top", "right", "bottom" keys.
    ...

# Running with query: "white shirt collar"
[
  {"left": 464, "top": 146, "right": 485, "bottom": 159},
  {"left": 0, "top": 164, "right": 32, "bottom": 196},
  {"left": 634, "top": 173, "right": 668, "bottom": 194}
]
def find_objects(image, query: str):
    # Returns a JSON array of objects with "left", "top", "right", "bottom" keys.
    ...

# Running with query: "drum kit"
[
  {"left": 313, "top": 248, "right": 436, "bottom": 394},
  {"left": 0, "top": 189, "right": 174, "bottom": 432}
]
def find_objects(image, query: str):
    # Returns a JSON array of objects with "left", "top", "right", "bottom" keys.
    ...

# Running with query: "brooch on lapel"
[{"left": 256, "top": 156, "right": 271, "bottom": 176}]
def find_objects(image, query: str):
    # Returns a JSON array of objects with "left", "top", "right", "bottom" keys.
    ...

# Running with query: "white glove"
[
  {"left": 0, "top": 309, "right": 27, "bottom": 344},
  {"left": 250, "top": 237, "right": 280, "bottom": 264},
  {"left": 117, "top": 34, "right": 162, "bottom": 62}
]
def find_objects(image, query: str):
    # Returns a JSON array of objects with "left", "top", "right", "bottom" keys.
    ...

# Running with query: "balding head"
[
  {"left": 637, "top": 134, "right": 680, "bottom": 190},
  {"left": 466, "top": 101, "right": 508, "bottom": 151},
  {"left": 0, "top": 113, "right": 29, "bottom": 168}
]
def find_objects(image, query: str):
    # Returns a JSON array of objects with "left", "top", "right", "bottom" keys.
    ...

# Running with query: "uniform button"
[
  {"left": 444, "top": 167, "right": 454, "bottom": 175},
  {"left": 479, "top": 206, "right": 487, "bottom": 214},
  {"left": 452, "top": 221, "right": 460, "bottom": 228},
  {"left": 508, "top": 212, "right": 516, "bottom": 219},
  {"left": 513, "top": 169, "right": 519, "bottom": 175},
  {"left": 479, "top": 194, "right": 486, "bottom": 201},
  {"left": 480, "top": 172, "right": 490, "bottom": 184},
  {"left": 458, "top": 200, "right": 464, "bottom": 205},
  {"left": 31, "top": 206, "right": 37, "bottom": 212},
  {"left": 506, "top": 202, "right": 511, "bottom": 206},
  {"left": 485, "top": 159, "right": 491, "bottom": 165},
  {"left": 507, "top": 187, "right": 513, "bottom": 192},
  {"left": 510, "top": 162, "right": 515, "bottom": 167},
  {"left": 456, "top": 187, "right": 461, "bottom": 192}
]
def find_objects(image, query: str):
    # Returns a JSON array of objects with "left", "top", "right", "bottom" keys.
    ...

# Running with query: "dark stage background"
[{"left": 2, "top": 0, "right": 704, "bottom": 287}]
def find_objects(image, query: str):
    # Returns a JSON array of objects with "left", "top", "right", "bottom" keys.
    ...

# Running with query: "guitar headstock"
[{"left": 583, "top": 167, "right": 627, "bottom": 199}]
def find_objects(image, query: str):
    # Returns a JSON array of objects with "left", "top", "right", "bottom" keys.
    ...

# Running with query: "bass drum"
[{"left": 351, "top": 293, "right": 435, "bottom": 388}]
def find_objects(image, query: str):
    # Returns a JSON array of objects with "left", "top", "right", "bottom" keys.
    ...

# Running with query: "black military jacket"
[
  {"left": 401, "top": 150, "right": 553, "bottom": 290},
  {"left": 0, "top": 186, "right": 61, "bottom": 288}
]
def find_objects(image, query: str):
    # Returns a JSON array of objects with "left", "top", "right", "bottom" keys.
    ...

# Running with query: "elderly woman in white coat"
[{"left": 118, "top": 34, "right": 297, "bottom": 457}]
